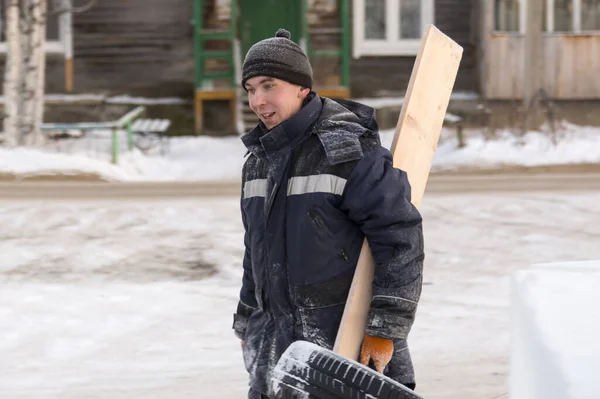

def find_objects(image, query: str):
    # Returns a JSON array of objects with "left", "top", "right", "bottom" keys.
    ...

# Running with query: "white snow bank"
[
  {"left": 1, "top": 121, "right": 599, "bottom": 181},
  {"left": 382, "top": 122, "right": 600, "bottom": 171},
  {"left": 0, "top": 147, "right": 131, "bottom": 181},
  {"left": 510, "top": 260, "right": 600, "bottom": 399}
]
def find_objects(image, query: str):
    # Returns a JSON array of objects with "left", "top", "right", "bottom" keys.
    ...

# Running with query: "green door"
[{"left": 239, "top": 0, "right": 303, "bottom": 57}]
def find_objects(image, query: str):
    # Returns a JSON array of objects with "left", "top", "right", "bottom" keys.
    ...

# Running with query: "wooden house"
[
  {"left": 192, "top": 0, "right": 478, "bottom": 134},
  {"left": 1, "top": 0, "right": 599, "bottom": 135},
  {"left": 479, "top": 0, "right": 600, "bottom": 100}
]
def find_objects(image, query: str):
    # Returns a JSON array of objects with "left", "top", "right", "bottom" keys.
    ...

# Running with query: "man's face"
[{"left": 244, "top": 76, "right": 310, "bottom": 130}]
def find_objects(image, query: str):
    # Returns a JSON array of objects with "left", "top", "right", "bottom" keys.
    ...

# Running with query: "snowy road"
[
  {"left": 2, "top": 190, "right": 600, "bottom": 399},
  {"left": 1, "top": 172, "right": 600, "bottom": 199}
]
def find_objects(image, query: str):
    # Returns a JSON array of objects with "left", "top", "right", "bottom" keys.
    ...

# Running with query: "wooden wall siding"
[
  {"left": 7, "top": 0, "right": 196, "bottom": 96},
  {"left": 1, "top": 0, "right": 477, "bottom": 98},
  {"left": 348, "top": 0, "right": 477, "bottom": 97},
  {"left": 68, "top": 0, "right": 195, "bottom": 96},
  {"left": 484, "top": 35, "right": 600, "bottom": 99},
  {"left": 484, "top": 35, "right": 525, "bottom": 99}
]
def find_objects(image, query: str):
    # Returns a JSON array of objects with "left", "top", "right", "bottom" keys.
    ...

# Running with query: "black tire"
[{"left": 270, "top": 341, "right": 424, "bottom": 399}]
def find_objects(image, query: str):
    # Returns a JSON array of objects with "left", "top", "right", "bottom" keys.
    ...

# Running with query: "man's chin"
[{"left": 264, "top": 120, "right": 281, "bottom": 130}]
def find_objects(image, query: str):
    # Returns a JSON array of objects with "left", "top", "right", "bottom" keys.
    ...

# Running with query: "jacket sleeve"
[
  {"left": 232, "top": 198, "right": 258, "bottom": 340},
  {"left": 339, "top": 145, "right": 424, "bottom": 340}
]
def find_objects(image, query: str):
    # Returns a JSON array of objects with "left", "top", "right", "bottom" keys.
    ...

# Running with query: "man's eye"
[
  {"left": 264, "top": 84, "right": 274, "bottom": 90},
  {"left": 248, "top": 88, "right": 255, "bottom": 94}
]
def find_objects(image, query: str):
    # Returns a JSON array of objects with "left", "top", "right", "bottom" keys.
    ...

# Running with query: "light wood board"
[{"left": 333, "top": 25, "right": 463, "bottom": 360}]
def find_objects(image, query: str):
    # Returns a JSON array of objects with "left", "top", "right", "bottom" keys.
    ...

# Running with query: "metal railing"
[{"left": 40, "top": 106, "right": 145, "bottom": 164}]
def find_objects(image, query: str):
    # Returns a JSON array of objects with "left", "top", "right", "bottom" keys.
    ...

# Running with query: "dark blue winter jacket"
[{"left": 233, "top": 93, "right": 424, "bottom": 397}]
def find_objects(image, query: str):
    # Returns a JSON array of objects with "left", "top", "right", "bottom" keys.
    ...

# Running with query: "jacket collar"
[{"left": 241, "top": 93, "right": 323, "bottom": 158}]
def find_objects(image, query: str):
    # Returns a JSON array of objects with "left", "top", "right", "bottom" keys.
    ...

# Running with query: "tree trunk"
[
  {"left": 20, "top": 0, "right": 47, "bottom": 147},
  {"left": 34, "top": 0, "right": 48, "bottom": 146},
  {"left": 2, "top": 0, "right": 85, "bottom": 148},
  {"left": 2, "top": 0, "right": 22, "bottom": 147}
]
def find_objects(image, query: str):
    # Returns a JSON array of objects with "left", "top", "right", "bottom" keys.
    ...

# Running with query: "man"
[{"left": 233, "top": 29, "right": 424, "bottom": 399}]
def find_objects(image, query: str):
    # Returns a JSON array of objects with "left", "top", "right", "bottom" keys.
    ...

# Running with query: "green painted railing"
[
  {"left": 302, "top": 0, "right": 350, "bottom": 89},
  {"left": 193, "top": 0, "right": 237, "bottom": 90},
  {"left": 40, "top": 106, "right": 146, "bottom": 164}
]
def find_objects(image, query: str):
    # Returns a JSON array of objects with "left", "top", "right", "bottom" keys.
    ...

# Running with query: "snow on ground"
[
  {"left": 1, "top": 191, "right": 599, "bottom": 399},
  {"left": 1, "top": 121, "right": 600, "bottom": 182}
]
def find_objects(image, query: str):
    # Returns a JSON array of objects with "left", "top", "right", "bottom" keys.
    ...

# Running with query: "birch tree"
[
  {"left": 2, "top": 0, "right": 21, "bottom": 147},
  {"left": 2, "top": 0, "right": 48, "bottom": 147},
  {"left": 2, "top": 0, "right": 97, "bottom": 147}
]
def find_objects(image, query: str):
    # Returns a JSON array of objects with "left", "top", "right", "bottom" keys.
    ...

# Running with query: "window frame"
[
  {"left": 353, "top": 0, "right": 435, "bottom": 58},
  {"left": 494, "top": 0, "right": 600, "bottom": 34},
  {"left": 0, "top": 5, "right": 71, "bottom": 54}
]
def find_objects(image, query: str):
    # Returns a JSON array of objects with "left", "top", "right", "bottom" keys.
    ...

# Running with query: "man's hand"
[
  {"left": 241, "top": 340, "right": 245, "bottom": 350},
  {"left": 359, "top": 335, "right": 393, "bottom": 373}
]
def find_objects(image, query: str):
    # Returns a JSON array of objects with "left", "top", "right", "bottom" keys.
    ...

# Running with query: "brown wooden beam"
[
  {"left": 65, "top": 58, "right": 73, "bottom": 93},
  {"left": 195, "top": 89, "right": 238, "bottom": 135},
  {"left": 314, "top": 87, "right": 351, "bottom": 99}
]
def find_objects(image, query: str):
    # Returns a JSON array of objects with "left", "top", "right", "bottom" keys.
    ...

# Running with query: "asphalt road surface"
[{"left": 1, "top": 172, "right": 599, "bottom": 199}]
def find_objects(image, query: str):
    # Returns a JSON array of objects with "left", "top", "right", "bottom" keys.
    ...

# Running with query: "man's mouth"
[{"left": 261, "top": 112, "right": 275, "bottom": 121}]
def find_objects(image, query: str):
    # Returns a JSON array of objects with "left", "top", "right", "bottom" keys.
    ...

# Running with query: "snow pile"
[
  {"left": 431, "top": 122, "right": 600, "bottom": 172},
  {"left": 0, "top": 146, "right": 131, "bottom": 181},
  {"left": 510, "top": 260, "right": 600, "bottom": 399},
  {"left": 1, "top": 121, "right": 599, "bottom": 181}
]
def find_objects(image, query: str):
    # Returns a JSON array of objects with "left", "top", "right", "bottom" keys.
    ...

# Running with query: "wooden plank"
[
  {"left": 141, "top": 120, "right": 152, "bottom": 132},
  {"left": 332, "top": 25, "right": 463, "bottom": 361},
  {"left": 487, "top": 36, "right": 500, "bottom": 98},
  {"left": 158, "top": 120, "right": 171, "bottom": 131},
  {"left": 523, "top": 0, "right": 544, "bottom": 109},
  {"left": 481, "top": 0, "right": 494, "bottom": 98},
  {"left": 498, "top": 37, "right": 509, "bottom": 98},
  {"left": 314, "top": 87, "right": 350, "bottom": 99},
  {"left": 573, "top": 37, "right": 585, "bottom": 97},
  {"left": 512, "top": 36, "right": 525, "bottom": 99},
  {"left": 131, "top": 119, "right": 144, "bottom": 131},
  {"left": 195, "top": 89, "right": 236, "bottom": 100},
  {"left": 557, "top": 36, "right": 573, "bottom": 98},
  {"left": 592, "top": 37, "right": 600, "bottom": 95},
  {"left": 149, "top": 120, "right": 162, "bottom": 132},
  {"left": 575, "top": 36, "right": 600, "bottom": 98},
  {"left": 543, "top": 36, "right": 557, "bottom": 97}
]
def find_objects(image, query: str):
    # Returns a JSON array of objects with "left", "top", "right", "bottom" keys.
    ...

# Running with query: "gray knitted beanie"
[{"left": 241, "top": 28, "right": 313, "bottom": 90}]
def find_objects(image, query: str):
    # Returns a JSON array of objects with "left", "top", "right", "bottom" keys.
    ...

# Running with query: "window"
[
  {"left": 494, "top": 0, "right": 600, "bottom": 33},
  {"left": 582, "top": 0, "right": 600, "bottom": 30},
  {"left": 494, "top": 0, "right": 522, "bottom": 32},
  {"left": 0, "top": 2, "right": 68, "bottom": 54},
  {"left": 353, "top": 0, "right": 434, "bottom": 57},
  {"left": 554, "top": 0, "right": 574, "bottom": 31}
]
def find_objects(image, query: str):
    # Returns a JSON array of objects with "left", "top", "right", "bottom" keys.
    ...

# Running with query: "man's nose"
[{"left": 251, "top": 91, "right": 266, "bottom": 108}]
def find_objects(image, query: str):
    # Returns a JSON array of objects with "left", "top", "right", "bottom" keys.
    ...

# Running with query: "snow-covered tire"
[{"left": 270, "top": 341, "right": 424, "bottom": 399}]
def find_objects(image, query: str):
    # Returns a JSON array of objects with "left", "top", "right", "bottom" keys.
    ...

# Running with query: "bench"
[
  {"left": 131, "top": 118, "right": 171, "bottom": 155},
  {"left": 39, "top": 106, "right": 146, "bottom": 164}
]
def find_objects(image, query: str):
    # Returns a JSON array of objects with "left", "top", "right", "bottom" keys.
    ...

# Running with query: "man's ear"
[{"left": 298, "top": 87, "right": 310, "bottom": 99}]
